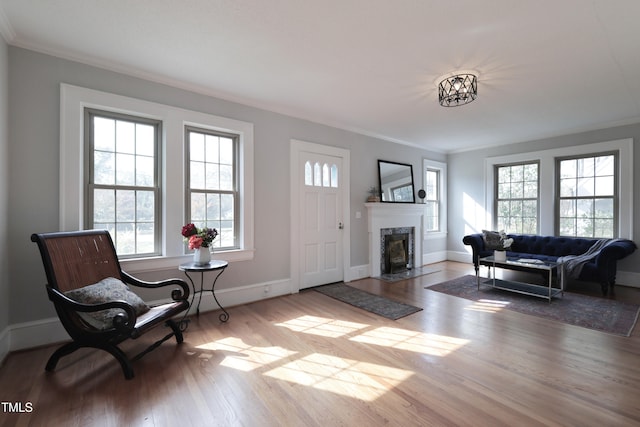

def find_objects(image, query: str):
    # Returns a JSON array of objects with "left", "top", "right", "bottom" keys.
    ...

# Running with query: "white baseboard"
[
  {"left": 346, "top": 265, "right": 370, "bottom": 282},
  {"left": 422, "top": 250, "right": 448, "bottom": 266},
  {"left": 180, "top": 277, "right": 294, "bottom": 315},
  {"left": 0, "top": 326, "right": 10, "bottom": 365},
  {"left": 615, "top": 271, "right": 640, "bottom": 289},
  {"left": 8, "top": 317, "right": 69, "bottom": 353},
  {"left": 447, "top": 250, "right": 472, "bottom": 264},
  {"left": 8, "top": 277, "right": 295, "bottom": 353}
]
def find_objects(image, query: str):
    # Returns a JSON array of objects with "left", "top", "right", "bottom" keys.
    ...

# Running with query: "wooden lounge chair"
[{"left": 31, "top": 230, "right": 190, "bottom": 379}]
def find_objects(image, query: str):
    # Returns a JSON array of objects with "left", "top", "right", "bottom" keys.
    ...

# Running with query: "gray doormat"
[{"left": 314, "top": 282, "right": 422, "bottom": 320}]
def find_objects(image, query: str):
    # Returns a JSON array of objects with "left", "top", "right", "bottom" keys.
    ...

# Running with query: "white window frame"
[
  {"left": 185, "top": 125, "right": 240, "bottom": 250},
  {"left": 60, "top": 84, "right": 254, "bottom": 272},
  {"left": 485, "top": 139, "right": 633, "bottom": 238},
  {"left": 494, "top": 161, "right": 540, "bottom": 234},
  {"left": 556, "top": 152, "right": 618, "bottom": 238},
  {"left": 423, "top": 158, "right": 447, "bottom": 239},
  {"left": 86, "top": 108, "right": 163, "bottom": 257}
]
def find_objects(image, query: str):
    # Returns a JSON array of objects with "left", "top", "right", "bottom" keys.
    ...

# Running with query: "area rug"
[
  {"left": 376, "top": 266, "right": 440, "bottom": 283},
  {"left": 314, "top": 283, "right": 422, "bottom": 320},
  {"left": 427, "top": 275, "right": 640, "bottom": 336}
]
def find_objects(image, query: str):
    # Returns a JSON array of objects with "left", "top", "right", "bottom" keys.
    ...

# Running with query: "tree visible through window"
[
  {"left": 86, "top": 109, "right": 161, "bottom": 257},
  {"left": 422, "top": 159, "right": 447, "bottom": 235},
  {"left": 425, "top": 169, "right": 439, "bottom": 232},
  {"left": 495, "top": 162, "right": 539, "bottom": 234},
  {"left": 557, "top": 153, "right": 617, "bottom": 238},
  {"left": 186, "top": 127, "right": 239, "bottom": 249}
]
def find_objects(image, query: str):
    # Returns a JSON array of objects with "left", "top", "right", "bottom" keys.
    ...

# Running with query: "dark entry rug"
[
  {"left": 314, "top": 283, "right": 422, "bottom": 320},
  {"left": 427, "top": 275, "right": 640, "bottom": 336}
]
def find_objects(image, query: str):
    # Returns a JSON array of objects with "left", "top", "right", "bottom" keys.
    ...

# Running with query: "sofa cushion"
[
  {"left": 482, "top": 230, "right": 505, "bottom": 250},
  {"left": 65, "top": 277, "right": 149, "bottom": 330}
]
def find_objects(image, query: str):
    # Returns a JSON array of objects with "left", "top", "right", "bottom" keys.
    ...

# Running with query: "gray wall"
[
  {"left": 0, "top": 36, "right": 9, "bottom": 343},
  {"left": 4, "top": 44, "right": 639, "bottom": 348},
  {"left": 448, "top": 125, "right": 640, "bottom": 275},
  {"left": 7, "top": 46, "right": 444, "bottom": 326}
]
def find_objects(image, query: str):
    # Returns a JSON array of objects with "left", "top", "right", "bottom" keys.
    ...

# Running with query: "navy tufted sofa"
[{"left": 463, "top": 233, "right": 637, "bottom": 295}]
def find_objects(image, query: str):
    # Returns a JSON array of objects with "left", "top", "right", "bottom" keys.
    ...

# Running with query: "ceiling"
[{"left": 2, "top": 1, "right": 640, "bottom": 153}]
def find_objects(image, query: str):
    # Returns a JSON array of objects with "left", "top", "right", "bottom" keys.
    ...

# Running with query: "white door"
[{"left": 292, "top": 141, "right": 348, "bottom": 290}]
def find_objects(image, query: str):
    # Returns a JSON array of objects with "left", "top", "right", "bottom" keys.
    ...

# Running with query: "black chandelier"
[{"left": 438, "top": 73, "right": 477, "bottom": 107}]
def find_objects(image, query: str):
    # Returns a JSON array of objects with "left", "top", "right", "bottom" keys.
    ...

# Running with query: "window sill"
[{"left": 121, "top": 248, "right": 255, "bottom": 274}]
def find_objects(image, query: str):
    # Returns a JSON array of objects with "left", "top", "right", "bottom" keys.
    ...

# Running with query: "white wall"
[{"left": 6, "top": 46, "right": 445, "bottom": 350}]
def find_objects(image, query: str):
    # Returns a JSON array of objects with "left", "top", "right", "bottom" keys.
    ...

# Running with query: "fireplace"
[
  {"left": 365, "top": 203, "right": 425, "bottom": 278},
  {"left": 381, "top": 227, "right": 414, "bottom": 274}
]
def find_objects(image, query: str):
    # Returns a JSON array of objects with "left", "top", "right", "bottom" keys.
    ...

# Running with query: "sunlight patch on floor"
[
  {"left": 275, "top": 315, "right": 369, "bottom": 338},
  {"left": 465, "top": 299, "right": 510, "bottom": 313},
  {"left": 263, "top": 353, "right": 413, "bottom": 400},
  {"left": 194, "top": 316, "right": 451, "bottom": 400},
  {"left": 196, "top": 337, "right": 297, "bottom": 372},
  {"left": 350, "top": 326, "right": 469, "bottom": 356}
]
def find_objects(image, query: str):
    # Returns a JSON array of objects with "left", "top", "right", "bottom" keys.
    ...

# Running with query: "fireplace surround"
[{"left": 365, "top": 203, "right": 425, "bottom": 277}]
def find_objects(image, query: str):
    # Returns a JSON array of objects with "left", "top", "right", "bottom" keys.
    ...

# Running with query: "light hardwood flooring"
[{"left": 2, "top": 261, "right": 640, "bottom": 426}]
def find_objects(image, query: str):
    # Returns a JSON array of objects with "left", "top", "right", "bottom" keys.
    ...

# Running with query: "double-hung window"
[
  {"left": 425, "top": 169, "right": 440, "bottom": 232},
  {"left": 423, "top": 159, "right": 447, "bottom": 236},
  {"left": 494, "top": 162, "right": 539, "bottom": 234},
  {"left": 86, "top": 109, "right": 161, "bottom": 257},
  {"left": 186, "top": 127, "right": 239, "bottom": 250},
  {"left": 556, "top": 152, "right": 617, "bottom": 238}
]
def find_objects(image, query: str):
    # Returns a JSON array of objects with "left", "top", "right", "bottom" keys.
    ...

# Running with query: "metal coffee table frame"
[{"left": 477, "top": 255, "right": 564, "bottom": 302}]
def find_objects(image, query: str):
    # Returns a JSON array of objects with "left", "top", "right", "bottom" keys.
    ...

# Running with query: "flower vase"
[
  {"left": 194, "top": 247, "right": 211, "bottom": 265},
  {"left": 494, "top": 250, "right": 507, "bottom": 262}
]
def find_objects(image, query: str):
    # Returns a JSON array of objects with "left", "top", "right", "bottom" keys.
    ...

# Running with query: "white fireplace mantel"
[{"left": 365, "top": 203, "right": 425, "bottom": 277}]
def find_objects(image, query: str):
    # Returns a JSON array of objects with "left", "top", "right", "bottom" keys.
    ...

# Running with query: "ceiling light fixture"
[{"left": 438, "top": 73, "right": 477, "bottom": 107}]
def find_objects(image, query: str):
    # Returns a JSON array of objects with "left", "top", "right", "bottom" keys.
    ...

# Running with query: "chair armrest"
[
  {"left": 46, "top": 285, "right": 137, "bottom": 331},
  {"left": 121, "top": 271, "right": 190, "bottom": 302}
]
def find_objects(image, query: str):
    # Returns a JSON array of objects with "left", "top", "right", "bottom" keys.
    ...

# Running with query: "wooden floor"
[{"left": 2, "top": 261, "right": 640, "bottom": 426}]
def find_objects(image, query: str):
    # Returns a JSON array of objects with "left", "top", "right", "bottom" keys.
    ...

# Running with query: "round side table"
[{"left": 179, "top": 260, "right": 229, "bottom": 322}]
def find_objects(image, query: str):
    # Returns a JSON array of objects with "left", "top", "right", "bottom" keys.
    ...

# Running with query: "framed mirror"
[{"left": 378, "top": 160, "right": 415, "bottom": 203}]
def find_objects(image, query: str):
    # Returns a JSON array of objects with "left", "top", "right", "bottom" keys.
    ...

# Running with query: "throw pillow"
[
  {"left": 482, "top": 230, "right": 505, "bottom": 250},
  {"left": 64, "top": 277, "right": 150, "bottom": 331}
]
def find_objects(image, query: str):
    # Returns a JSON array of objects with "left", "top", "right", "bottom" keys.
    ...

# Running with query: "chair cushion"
[{"left": 65, "top": 277, "right": 150, "bottom": 330}]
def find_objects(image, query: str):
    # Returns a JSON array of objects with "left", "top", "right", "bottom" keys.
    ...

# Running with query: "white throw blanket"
[{"left": 558, "top": 239, "right": 619, "bottom": 279}]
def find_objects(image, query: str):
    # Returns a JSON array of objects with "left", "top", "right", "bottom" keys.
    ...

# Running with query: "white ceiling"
[{"left": 2, "top": 0, "right": 640, "bottom": 153}]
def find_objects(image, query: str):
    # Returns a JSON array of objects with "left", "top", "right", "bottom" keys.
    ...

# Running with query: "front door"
[{"left": 291, "top": 140, "right": 349, "bottom": 290}]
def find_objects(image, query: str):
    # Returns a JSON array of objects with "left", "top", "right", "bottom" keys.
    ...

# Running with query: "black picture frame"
[{"left": 377, "top": 160, "right": 415, "bottom": 203}]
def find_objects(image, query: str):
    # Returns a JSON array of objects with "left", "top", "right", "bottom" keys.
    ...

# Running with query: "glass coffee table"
[{"left": 477, "top": 255, "right": 564, "bottom": 302}]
